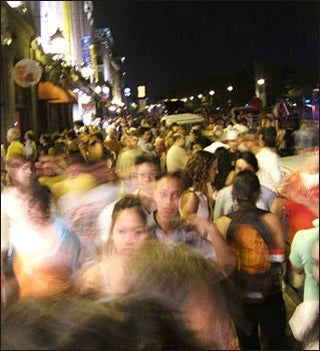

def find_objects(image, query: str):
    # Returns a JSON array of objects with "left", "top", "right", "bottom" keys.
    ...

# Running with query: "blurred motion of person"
[
  {"left": 3, "top": 127, "right": 25, "bottom": 163},
  {"left": 289, "top": 218, "right": 319, "bottom": 301},
  {"left": 150, "top": 172, "right": 236, "bottom": 273},
  {"left": 214, "top": 151, "right": 277, "bottom": 221},
  {"left": 24, "top": 130, "right": 38, "bottom": 162},
  {"left": 72, "top": 195, "right": 151, "bottom": 299},
  {"left": 215, "top": 170, "right": 288, "bottom": 350},
  {"left": 10, "top": 182, "right": 80, "bottom": 299},
  {"left": 1, "top": 294, "right": 199, "bottom": 350},
  {"left": 166, "top": 132, "right": 188, "bottom": 172},
  {"left": 290, "top": 240, "right": 319, "bottom": 350},
  {"left": 124, "top": 240, "right": 242, "bottom": 350}
]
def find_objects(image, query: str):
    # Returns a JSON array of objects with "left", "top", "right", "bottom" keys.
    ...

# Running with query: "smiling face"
[{"left": 112, "top": 207, "right": 149, "bottom": 258}]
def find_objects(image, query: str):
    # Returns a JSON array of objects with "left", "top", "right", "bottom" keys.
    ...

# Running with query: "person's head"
[
  {"left": 232, "top": 170, "right": 261, "bottom": 208},
  {"left": 259, "top": 128, "right": 276, "bottom": 148},
  {"left": 106, "top": 194, "right": 149, "bottom": 257},
  {"left": 25, "top": 182, "right": 52, "bottom": 219},
  {"left": 39, "top": 133, "right": 52, "bottom": 146},
  {"left": 35, "top": 154, "right": 56, "bottom": 177},
  {"left": 24, "top": 130, "right": 36, "bottom": 142},
  {"left": 138, "top": 127, "right": 152, "bottom": 142},
  {"left": 172, "top": 132, "right": 186, "bottom": 147},
  {"left": 134, "top": 154, "right": 160, "bottom": 189},
  {"left": 124, "top": 240, "right": 244, "bottom": 349},
  {"left": 313, "top": 240, "right": 319, "bottom": 285},
  {"left": 6, "top": 127, "right": 20, "bottom": 144},
  {"left": 153, "top": 172, "right": 186, "bottom": 219},
  {"left": 6, "top": 156, "right": 34, "bottom": 188},
  {"left": 234, "top": 151, "right": 259, "bottom": 175},
  {"left": 184, "top": 150, "right": 218, "bottom": 190},
  {"left": 1, "top": 295, "right": 198, "bottom": 350},
  {"left": 225, "top": 129, "right": 239, "bottom": 152},
  {"left": 238, "top": 130, "right": 258, "bottom": 152}
]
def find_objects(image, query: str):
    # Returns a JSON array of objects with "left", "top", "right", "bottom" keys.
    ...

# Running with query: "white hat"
[{"left": 225, "top": 129, "right": 239, "bottom": 141}]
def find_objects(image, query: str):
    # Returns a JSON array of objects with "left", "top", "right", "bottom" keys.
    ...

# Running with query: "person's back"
[
  {"left": 166, "top": 133, "right": 188, "bottom": 172},
  {"left": 215, "top": 170, "right": 287, "bottom": 350}
]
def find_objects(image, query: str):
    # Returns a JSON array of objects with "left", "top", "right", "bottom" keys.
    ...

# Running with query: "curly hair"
[{"left": 184, "top": 150, "right": 216, "bottom": 193}]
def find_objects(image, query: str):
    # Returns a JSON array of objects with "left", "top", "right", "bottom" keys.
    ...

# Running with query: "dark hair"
[
  {"left": 27, "top": 182, "right": 52, "bottom": 215},
  {"left": 260, "top": 128, "right": 277, "bottom": 148},
  {"left": 234, "top": 151, "right": 259, "bottom": 173},
  {"left": 1, "top": 295, "right": 199, "bottom": 350},
  {"left": 112, "top": 194, "right": 147, "bottom": 223},
  {"left": 134, "top": 153, "right": 160, "bottom": 171},
  {"left": 232, "top": 170, "right": 260, "bottom": 204},
  {"left": 184, "top": 150, "right": 217, "bottom": 192}
]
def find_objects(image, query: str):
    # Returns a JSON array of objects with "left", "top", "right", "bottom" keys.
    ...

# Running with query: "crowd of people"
[{"left": 1, "top": 111, "right": 319, "bottom": 350}]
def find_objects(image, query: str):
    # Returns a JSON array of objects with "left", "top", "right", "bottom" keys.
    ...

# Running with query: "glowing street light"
[
  {"left": 189, "top": 96, "right": 194, "bottom": 101},
  {"left": 227, "top": 85, "right": 233, "bottom": 92},
  {"left": 198, "top": 94, "right": 203, "bottom": 99},
  {"left": 209, "top": 90, "right": 215, "bottom": 96},
  {"left": 257, "top": 78, "right": 265, "bottom": 85}
]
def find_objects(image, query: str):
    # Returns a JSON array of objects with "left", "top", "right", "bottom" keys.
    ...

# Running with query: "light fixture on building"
[{"left": 49, "top": 28, "right": 67, "bottom": 56}]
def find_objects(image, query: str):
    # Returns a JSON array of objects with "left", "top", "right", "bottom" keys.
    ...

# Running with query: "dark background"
[{"left": 93, "top": 1, "right": 319, "bottom": 102}]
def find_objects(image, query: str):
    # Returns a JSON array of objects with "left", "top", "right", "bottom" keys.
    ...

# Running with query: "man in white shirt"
[{"left": 166, "top": 132, "right": 188, "bottom": 172}]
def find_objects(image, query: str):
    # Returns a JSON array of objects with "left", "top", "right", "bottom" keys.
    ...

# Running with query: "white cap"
[{"left": 225, "top": 129, "right": 239, "bottom": 141}]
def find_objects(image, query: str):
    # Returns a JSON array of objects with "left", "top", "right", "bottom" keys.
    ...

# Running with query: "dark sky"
[{"left": 93, "top": 1, "right": 319, "bottom": 101}]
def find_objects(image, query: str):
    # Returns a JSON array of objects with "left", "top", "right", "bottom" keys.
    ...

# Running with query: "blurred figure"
[
  {"left": 137, "top": 126, "right": 158, "bottom": 157},
  {"left": 124, "top": 240, "right": 242, "bottom": 350},
  {"left": 24, "top": 130, "right": 38, "bottom": 161},
  {"left": 1, "top": 295, "right": 199, "bottom": 350},
  {"left": 104, "top": 125, "right": 122, "bottom": 160},
  {"left": 3, "top": 127, "right": 25, "bottom": 163},
  {"left": 150, "top": 172, "right": 236, "bottom": 272},
  {"left": 214, "top": 151, "right": 277, "bottom": 221},
  {"left": 65, "top": 129, "right": 80, "bottom": 154},
  {"left": 203, "top": 128, "right": 230, "bottom": 154},
  {"left": 73, "top": 195, "right": 150, "bottom": 299},
  {"left": 10, "top": 182, "right": 80, "bottom": 299},
  {"left": 289, "top": 218, "right": 319, "bottom": 301},
  {"left": 213, "top": 146, "right": 233, "bottom": 191},
  {"left": 180, "top": 150, "right": 218, "bottom": 221},
  {"left": 215, "top": 170, "right": 288, "bottom": 350},
  {"left": 292, "top": 121, "right": 316, "bottom": 154},
  {"left": 37, "top": 133, "right": 53, "bottom": 156},
  {"left": 276, "top": 151, "right": 319, "bottom": 246},
  {"left": 97, "top": 154, "right": 159, "bottom": 252},
  {"left": 166, "top": 132, "right": 188, "bottom": 172},
  {"left": 240, "top": 129, "right": 282, "bottom": 192},
  {"left": 289, "top": 240, "right": 319, "bottom": 350}
]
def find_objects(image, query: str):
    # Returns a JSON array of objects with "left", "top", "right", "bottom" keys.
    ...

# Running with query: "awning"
[{"left": 38, "top": 81, "right": 77, "bottom": 104}]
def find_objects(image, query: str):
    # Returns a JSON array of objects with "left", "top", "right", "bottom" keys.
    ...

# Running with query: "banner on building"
[{"left": 13, "top": 59, "right": 42, "bottom": 88}]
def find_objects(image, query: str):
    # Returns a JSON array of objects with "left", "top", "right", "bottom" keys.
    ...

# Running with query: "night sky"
[{"left": 93, "top": 1, "right": 319, "bottom": 101}]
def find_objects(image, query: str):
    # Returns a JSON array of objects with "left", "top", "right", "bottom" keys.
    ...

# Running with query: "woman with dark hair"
[
  {"left": 215, "top": 170, "right": 288, "bottom": 350},
  {"left": 180, "top": 150, "right": 219, "bottom": 221},
  {"left": 73, "top": 194, "right": 151, "bottom": 299},
  {"left": 214, "top": 151, "right": 277, "bottom": 221}
]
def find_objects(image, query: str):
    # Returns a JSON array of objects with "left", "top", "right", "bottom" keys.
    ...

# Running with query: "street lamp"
[
  {"left": 257, "top": 78, "right": 265, "bottom": 86},
  {"left": 198, "top": 94, "right": 203, "bottom": 99},
  {"left": 49, "top": 28, "right": 68, "bottom": 57},
  {"left": 227, "top": 85, "right": 233, "bottom": 92},
  {"left": 209, "top": 90, "right": 215, "bottom": 105}
]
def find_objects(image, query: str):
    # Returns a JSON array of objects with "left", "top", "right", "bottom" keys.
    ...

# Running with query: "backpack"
[{"left": 227, "top": 208, "right": 277, "bottom": 304}]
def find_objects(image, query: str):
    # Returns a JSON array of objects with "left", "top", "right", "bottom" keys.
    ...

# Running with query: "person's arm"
[
  {"left": 180, "top": 190, "right": 199, "bottom": 219},
  {"left": 261, "top": 212, "right": 286, "bottom": 251},
  {"left": 189, "top": 216, "right": 236, "bottom": 274}
]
